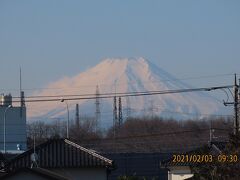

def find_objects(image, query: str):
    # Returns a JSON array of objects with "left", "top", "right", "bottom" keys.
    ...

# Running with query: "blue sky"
[{"left": 0, "top": 0, "right": 240, "bottom": 96}]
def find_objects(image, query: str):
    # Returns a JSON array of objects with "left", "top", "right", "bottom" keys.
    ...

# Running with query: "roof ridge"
[{"left": 64, "top": 139, "right": 112, "bottom": 165}]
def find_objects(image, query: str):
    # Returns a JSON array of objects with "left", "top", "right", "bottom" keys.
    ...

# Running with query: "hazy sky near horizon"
[{"left": 0, "top": 0, "right": 240, "bottom": 96}]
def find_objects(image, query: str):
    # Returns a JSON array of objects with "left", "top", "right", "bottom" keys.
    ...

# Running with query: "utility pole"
[
  {"left": 234, "top": 74, "right": 239, "bottom": 134},
  {"left": 223, "top": 74, "right": 239, "bottom": 135},
  {"left": 239, "top": 78, "right": 240, "bottom": 132}
]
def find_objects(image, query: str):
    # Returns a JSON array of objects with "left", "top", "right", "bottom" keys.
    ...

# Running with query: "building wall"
[
  {"left": 3, "top": 171, "right": 48, "bottom": 180},
  {"left": 0, "top": 106, "right": 26, "bottom": 152},
  {"left": 168, "top": 166, "right": 193, "bottom": 180},
  {"left": 50, "top": 167, "right": 107, "bottom": 180}
]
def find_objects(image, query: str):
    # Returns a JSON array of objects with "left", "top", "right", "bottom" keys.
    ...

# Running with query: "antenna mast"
[
  {"left": 20, "top": 67, "right": 25, "bottom": 117},
  {"left": 20, "top": 67, "right": 22, "bottom": 94}
]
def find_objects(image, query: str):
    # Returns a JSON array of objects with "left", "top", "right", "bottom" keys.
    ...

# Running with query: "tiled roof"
[{"left": 4, "top": 139, "right": 113, "bottom": 171}]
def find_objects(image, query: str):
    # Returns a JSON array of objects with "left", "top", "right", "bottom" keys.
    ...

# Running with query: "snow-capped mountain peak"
[{"left": 28, "top": 57, "right": 225, "bottom": 127}]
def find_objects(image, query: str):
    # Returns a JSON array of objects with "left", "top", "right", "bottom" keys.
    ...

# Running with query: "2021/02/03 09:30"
[{"left": 172, "top": 154, "right": 239, "bottom": 163}]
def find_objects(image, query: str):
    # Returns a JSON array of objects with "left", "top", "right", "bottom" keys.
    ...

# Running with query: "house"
[{"left": 0, "top": 139, "right": 114, "bottom": 180}]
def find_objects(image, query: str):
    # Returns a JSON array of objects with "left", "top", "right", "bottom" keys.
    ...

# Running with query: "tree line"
[{"left": 27, "top": 116, "right": 233, "bottom": 153}]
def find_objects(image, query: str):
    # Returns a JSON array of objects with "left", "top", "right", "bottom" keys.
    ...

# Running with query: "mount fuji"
[{"left": 28, "top": 57, "right": 226, "bottom": 127}]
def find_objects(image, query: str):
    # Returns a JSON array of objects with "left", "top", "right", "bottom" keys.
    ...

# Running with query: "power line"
[
  {"left": 27, "top": 127, "right": 230, "bottom": 141},
  {"left": 10, "top": 85, "right": 234, "bottom": 103},
  {"left": 111, "top": 128, "right": 230, "bottom": 140},
  {"left": 1, "top": 73, "right": 234, "bottom": 92},
  {"left": 66, "top": 106, "right": 233, "bottom": 117}
]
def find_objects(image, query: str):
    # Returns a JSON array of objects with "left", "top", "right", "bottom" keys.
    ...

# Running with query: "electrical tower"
[
  {"left": 118, "top": 97, "right": 123, "bottom": 127},
  {"left": 75, "top": 104, "right": 80, "bottom": 129},
  {"left": 126, "top": 96, "right": 131, "bottom": 119},
  {"left": 149, "top": 99, "right": 154, "bottom": 118},
  {"left": 95, "top": 85, "right": 101, "bottom": 130},
  {"left": 113, "top": 96, "right": 118, "bottom": 135}
]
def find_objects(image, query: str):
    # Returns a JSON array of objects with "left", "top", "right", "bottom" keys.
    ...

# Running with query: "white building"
[
  {"left": 168, "top": 166, "right": 193, "bottom": 180},
  {"left": 0, "top": 94, "right": 26, "bottom": 153}
]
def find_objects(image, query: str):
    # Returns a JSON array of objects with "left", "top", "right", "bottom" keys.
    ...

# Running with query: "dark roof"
[
  {"left": 104, "top": 153, "right": 170, "bottom": 180},
  {"left": 4, "top": 139, "right": 113, "bottom": 171},
  {"left": 1, "top": 167, "right": 68, "bottom": 180}
]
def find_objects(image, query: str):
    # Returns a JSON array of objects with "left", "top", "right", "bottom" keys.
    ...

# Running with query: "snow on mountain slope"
[{"left": 27, "top": 57, "right": 224, "bottom": 126}]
